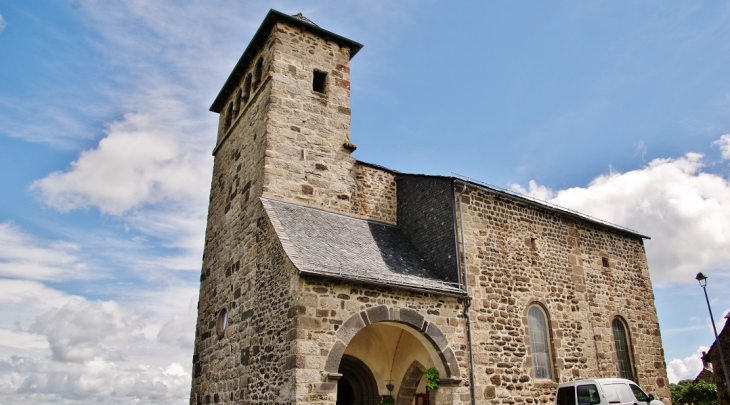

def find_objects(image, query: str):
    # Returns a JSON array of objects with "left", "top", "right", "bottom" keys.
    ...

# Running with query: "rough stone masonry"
[{"left": 190, "top": 9, "right": 671, "bottom": 405}]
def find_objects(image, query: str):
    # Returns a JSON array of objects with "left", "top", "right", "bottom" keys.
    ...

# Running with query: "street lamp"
[{"left": 696, "top": 272, "right": 730, "bottom": 397}]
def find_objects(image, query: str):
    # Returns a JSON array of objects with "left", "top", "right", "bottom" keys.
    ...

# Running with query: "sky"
[{"left": 0, "top": 1, "right": 729, "bottom": 403}]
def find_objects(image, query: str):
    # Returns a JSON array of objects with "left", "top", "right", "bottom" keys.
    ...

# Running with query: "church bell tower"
[
  {"left": 191, "top": 10, "right": 363, "bottom": 404},
  {"left": 209, "top": 10, "right": 363, "bottom": 212}
]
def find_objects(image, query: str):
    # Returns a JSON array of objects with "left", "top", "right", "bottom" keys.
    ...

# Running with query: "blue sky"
[{"left": 1, "top": 1, "right": 729, "bottom": 403}]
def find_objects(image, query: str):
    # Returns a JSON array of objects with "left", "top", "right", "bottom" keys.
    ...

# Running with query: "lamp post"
[{"left": 696, "top": 272, "right": 730, "bottom": 397}]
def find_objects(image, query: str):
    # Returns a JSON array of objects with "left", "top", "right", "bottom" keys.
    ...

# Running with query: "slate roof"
[
  {"left": 261, "top": 197, "right": 465, "bottom": 296},
  {"left": 694, "top": 367, "right": 714, "bottom": 383}
]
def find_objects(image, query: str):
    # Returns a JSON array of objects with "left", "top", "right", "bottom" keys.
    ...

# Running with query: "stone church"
[{"left": 190, "top": 10, "right": 670, "bottom": 405}]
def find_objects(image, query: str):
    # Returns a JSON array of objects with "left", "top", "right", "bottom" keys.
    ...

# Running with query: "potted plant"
[
  {"left": 381, "top": 395, "right": 395, "bottom": 405},
  {"left": 425, "top": 367, "right": 440, "bottom": 405}
]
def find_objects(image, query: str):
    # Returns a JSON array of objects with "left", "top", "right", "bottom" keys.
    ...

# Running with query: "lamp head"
[{"left": 696, "top": 272, "right": 708, "bottom": 287}]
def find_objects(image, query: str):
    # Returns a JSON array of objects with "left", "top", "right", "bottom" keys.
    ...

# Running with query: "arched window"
[
  {"left": 253, "top": 57, "right": 263, "bottom": 89},
  {"left": 232, "top": 89, "right": 241, "bottom": 118},
  {"left": 612, "top": 317, "right": 634, "bottom": 380},
  {"left": 223, "top": 102, "right": 233, "bottom": 132},
  {"left": 527, "top": 305, "right": 552, "bottom": 379},
  {"left": 242, "top": 74, "right": 251, "bottom": 105}
]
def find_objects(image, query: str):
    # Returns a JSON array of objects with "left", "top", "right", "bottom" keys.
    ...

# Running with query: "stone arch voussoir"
[
  {"left": 395, "top": 360, "right": 425, "bottom": 405},
  {"left": 324, "top": 305, "right": 461, "bottom": 378}
]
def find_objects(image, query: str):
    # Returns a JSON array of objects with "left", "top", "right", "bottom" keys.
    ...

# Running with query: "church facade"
[{"left": 190, "top": 10, "right": 670, "bottom": 405}]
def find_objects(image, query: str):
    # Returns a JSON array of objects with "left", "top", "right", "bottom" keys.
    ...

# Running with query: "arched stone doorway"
[
  {"left": 326, "top": 306, "right": 461, "bottom": 405},
  {"left": 337, "top": 354, "right": 380, "bottom": 405}
]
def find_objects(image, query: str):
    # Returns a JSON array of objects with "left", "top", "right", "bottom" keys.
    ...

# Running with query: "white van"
[{"left": 555, "top": 378, "right": 664, "bottom": 405}]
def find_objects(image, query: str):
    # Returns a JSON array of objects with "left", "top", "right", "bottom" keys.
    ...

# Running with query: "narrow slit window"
[
  {"left": 253, "top": 58, "right": 263, "bottom": 88},
  {"left": 313, "top": 70, "right": 327, "bottom": 93},
  {"left": 223, "top": 102, "right": 233, "bottom": 132},
  {"left": 602, "top": 257, "right": 609, "bottom": 267},
  {"left": 216, "top": 308, "right": 228, "bottom": 337},
  {"left": 233, "top": 89, "right": 241, "bottom": 118},
  {"left": 242, "top": 74, "right": 251, "bottom": 105}
]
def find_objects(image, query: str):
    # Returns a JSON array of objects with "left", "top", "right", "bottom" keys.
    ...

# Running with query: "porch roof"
[{"left": 260, "top": 197, "right": 465, "bottom": 296}]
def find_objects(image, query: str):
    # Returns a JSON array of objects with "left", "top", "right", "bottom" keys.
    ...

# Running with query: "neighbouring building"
[
  {"left": 702, "top": 314, "right": 730, "bottom": 405},
  {"left": 190, "top": 10, "right": 671, "bottom": 405},
  {"left": 694, "top": 351, "right": 714, "bottom": 384}
]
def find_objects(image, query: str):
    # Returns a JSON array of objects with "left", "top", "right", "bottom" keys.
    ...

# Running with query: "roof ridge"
[
  {"left": 292, "top": 12, "right": 319, "bottom": 27},
  {"left": 259, "top": 196, "right": 397, "bottom": 228}
]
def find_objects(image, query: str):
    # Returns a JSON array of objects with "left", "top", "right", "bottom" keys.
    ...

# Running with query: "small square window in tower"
[{"left": 312, "top": 70, "right": 327, "bottom": 94}]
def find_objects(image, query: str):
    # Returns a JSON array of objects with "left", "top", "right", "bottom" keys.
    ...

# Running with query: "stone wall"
[
  {"left": 396, "top": 175, "right": 460, "bottom": 283},
  {"left": 350, "top": 162, "right": 398, "bottom": 224},
  {"left": 192, "top": 21, "right": 296, "bottom": 404},
  {"left": 264, "top": 22, "right": 359, "bottom": 215},
  {"left": 290, "top": 276, "right": 472, "bottom": 405},
  {"left": 455, "top": 185, "right": 671, "bottom": 405},
  {"left": 192, "top": 201, "right": 300, "bottom": 405},
  {"left": 215, "top": 21, "right": 399, "bottom": 225}
]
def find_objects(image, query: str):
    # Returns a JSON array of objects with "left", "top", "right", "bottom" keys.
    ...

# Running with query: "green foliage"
[
  {"left": 425, "top": 367, "right": 440, "bottom": 391},
  {"left": 381, "top": 395, "right": 394, "bottom": 405},
  {"left": 670, "top": 379, "right": 717, "bottom": 405}
]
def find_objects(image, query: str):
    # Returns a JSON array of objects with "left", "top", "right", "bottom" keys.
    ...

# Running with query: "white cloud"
[
  {"left": 509, "top": 180, "right": 556, "bottom": 201},
  {"left": 31, "top": 113, "right": 211, "bottom": 216},
  {"left": 25, "top": 0, "right": 411, "bottom": 264},
  {"left": 1, "top": 355, "right": 191, "bottom": 404},
  {"left": 127, "top": 285, "right": 199, "bottom": 348},
  {"left": 0, "top": 330, "right": 48, "bottom": 351},
  {"left": 0, "top": 13, "right": 6, "bottom": 34},
  {"left": 714, "top": 134, "right": 730, "bottom": 159},
  {"left": 0, "top": 279, "right": 76, "bottom": 310},
  {"left": 510, "top": 139, "right": 730, "bottom": 285},
  {"left": 635, "top": 140, "right": 647, "bottom": 162},
  {"left": 157, "top": 313, "right": 197, "bottom": 349},
  {"left": 667, "top": 346, "right": 709, "bottom": 383},
  {"left": 15, "top": 0, "right": 417, "bottom": 149},
  {"left": 125, "top": 206, "right": 207, "bottom": 265},
  {"left": 30, "top": 298, "right": 146, "bottom": 363},
  {"left": 0, "top": 95, "right": 104, "bottom": 148},
  {"left": 0, "top": 223, "right": 87, "bottom": 282},
  {"left": 0, "top": 285, "right": 197, "bottom": 404},
  {"left": 28, "top": 114, "right": 210, "bottom": 275},
  {"left": 0, "top": 280, "right": 84, "bottom": 338}
]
